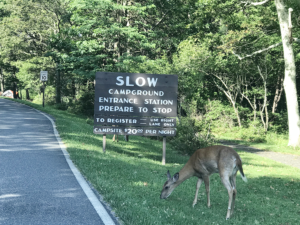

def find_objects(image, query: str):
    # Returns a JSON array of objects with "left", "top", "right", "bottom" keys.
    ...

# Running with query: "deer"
[{"left": 160, "top": 145, "right": 247, "bottom": 220}]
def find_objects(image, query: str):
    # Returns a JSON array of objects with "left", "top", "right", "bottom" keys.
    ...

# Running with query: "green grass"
[
  {"left": 215, "top": 128, "right": 300, "bottom": 156},
  {"left": 4, "top": 98, "right": 300, "bottom": 225}
]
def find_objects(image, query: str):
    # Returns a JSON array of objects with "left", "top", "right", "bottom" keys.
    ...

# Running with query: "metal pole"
[
  {"left": 103, "top": 134, "right": 106, "bottom": 153},
  {"left": 125, "top": 135, "right": 129, "bottom": 142},
  {"left": 42, "top": 81, "right": 45, "bottom": 107},
  {"left": 162, "top": 136, "right": 166, "bottom": 165}
]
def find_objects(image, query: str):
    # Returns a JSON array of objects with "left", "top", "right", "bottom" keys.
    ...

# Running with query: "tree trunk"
[
  {"left": 12, "top": 73, "right": 17, "bottom": 99},
  {"left": 257, "top": 65, "right": 268, "bottom": 131},
  {"left": 56, "top": 62, "right": 61, "bottom": 104},
  {"left": 259, "top": 101, "right": 269, "bottom": 132},
  {"left": 275, "top": 0, "right": 300, "bottom": 147},
  {"left": 259, "top": 103, "right": 266, "bottom": 130},
  {"left": 253, "top": 96, "right": 257, "bottom": 121},
  {"left": 26, "top": 88, "right": 30, "bottom": 100},
  {"left": 16, "top": 87, "right": 19, "bottom": 99},
  {"left": 241, "top": 92, "right": 257, "bottom": 122},
  {"left": 232, "top": 102, "right": 242, "bottom": 127},
  {"left": 0, "top": 68, "right": 4, "bottom": 93},
  {"left": 265, "top": 103, "right": 269, "bottom": 131},
  {"left": 272, "top": 74, "right": 284, "bottom": 113},
  {"left": 72, "top": 79, "right": 76, "bottom": 100}
]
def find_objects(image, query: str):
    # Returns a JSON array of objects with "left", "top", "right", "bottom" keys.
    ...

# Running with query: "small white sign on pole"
[{"left": 40, "top": 71, "right": 48, "bottom": 81}]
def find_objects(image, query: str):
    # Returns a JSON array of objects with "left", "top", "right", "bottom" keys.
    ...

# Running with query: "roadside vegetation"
[
  {"left": 5, "top": 97, "right": 300, "bottom": 225},
  {"left": 216, "top": 131, "right": 300, "bottom": 156},
  {"left": 1, "top": 0, "right": 300, "bottom": 223},
  {"left": 1, "top": 0, "right": 300, "bottom": 150}
]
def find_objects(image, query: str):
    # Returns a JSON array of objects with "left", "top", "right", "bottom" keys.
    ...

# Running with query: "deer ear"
[
  {"left": 166, "top": 170, "right": 172, "bottom": 180},
  {"left": 173, "top": 173, "right": 179, "bottom": 182}
]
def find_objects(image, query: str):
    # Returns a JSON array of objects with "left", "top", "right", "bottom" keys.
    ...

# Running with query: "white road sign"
[{"left": 40, "top": 71, "right": 48, "bottom": 81}]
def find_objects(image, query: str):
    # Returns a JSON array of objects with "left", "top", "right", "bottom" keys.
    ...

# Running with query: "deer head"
[{"left": 160, "top": 170, "right": 179, "bottom": 199}]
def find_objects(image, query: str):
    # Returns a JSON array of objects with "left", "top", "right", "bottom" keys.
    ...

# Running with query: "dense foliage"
[{"left": 1, "top": 0, "right": 300, "bottom": 148}]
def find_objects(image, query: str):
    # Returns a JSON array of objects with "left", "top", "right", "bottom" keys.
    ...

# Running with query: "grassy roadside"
[
  {"left": 215, "top": 131, "right": 300, "bottom": 156},
  {"left": 3, "top": 98, "right": 300, "bottom": 225}
]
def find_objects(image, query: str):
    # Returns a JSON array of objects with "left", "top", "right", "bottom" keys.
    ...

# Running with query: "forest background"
[{"left": 1, "top": 0, "right": 300, "bottom": 152}]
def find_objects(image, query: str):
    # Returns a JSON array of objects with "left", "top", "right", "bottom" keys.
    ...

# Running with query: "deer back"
[{"left": 189, "top": 145, "right": 241, "bottom": 178}]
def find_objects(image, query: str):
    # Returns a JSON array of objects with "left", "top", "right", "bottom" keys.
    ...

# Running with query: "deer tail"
[{"left": 237, "top": 159, "right": 247, "bottom": 183}]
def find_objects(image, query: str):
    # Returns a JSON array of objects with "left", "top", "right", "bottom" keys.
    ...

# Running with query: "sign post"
[
  {"left": 43, "top": 82, "right": 45, "bottom": 107},
  {"left": 40, "top": 71, "right": 48, "bottom": 107},
  {"left": 103, "top": 134, "right": 106, "bottom": 153},
  {"left": 162, "top": 136, "right": 166, "bottom": 165},
  {"left": 94, "top": 72, "right": 178, "bottom": 163}
]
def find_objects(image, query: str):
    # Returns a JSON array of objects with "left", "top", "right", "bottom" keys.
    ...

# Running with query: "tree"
[
  {"left": 275, "top": 0, "right": 300, "bottom": 146},
  {"left": 232, "top": 0, "right": 300, "bottom": 146},
  {"left": 0, "top": 0, "right": 71, "bottom": 103}
]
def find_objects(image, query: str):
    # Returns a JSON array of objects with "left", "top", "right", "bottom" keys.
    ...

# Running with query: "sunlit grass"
[
  {"left": 215, "top": 128, "right": 300, "bottom": 155},
  {"left": 7, "top": 98, "right": 300, "bottom": 225}
]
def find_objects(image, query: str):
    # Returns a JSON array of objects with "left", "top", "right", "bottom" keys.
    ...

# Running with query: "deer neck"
[{"left": 175, "top": 163, "right": 195, "bottom": 187}]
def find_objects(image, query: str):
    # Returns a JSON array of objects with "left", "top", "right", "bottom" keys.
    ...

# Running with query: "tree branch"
[
  {"left": 152, "top": 10, "right": 170, "bottom": 29},
  {"left": 242, "top": 0, "right": 271, "bottom": 6},
  {"left": 212, "top": 79, "right": 233, "bottom": 101},
  {"left": 257, "top": 65, "right": 267, "bottom": 114},
  {"left": 233, "top": 42, "right": 282, "bottom": 60},
  {"left": 212, "top": 73, "right": 230, "bottom": 91},
  {"left": 241, "top": 92, "right": 255, "bottom": 110}
]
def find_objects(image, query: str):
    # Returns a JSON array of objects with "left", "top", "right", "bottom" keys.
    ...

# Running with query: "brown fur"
[{"left": 160, "top": 145, "right": 247, "bottom": 220}]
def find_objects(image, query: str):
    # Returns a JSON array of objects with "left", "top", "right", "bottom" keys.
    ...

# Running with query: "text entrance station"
[{"left": 93, "top": 72, "right": 178, "bottom": 137}]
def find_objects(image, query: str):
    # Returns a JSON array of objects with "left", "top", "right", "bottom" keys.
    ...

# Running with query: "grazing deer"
[{"left": 160, "top": 145, "right": 247, "bottom": 220}]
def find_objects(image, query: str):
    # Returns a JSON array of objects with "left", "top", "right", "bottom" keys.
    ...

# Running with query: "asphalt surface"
[{"left": 0, "top": 98, "right": 116, "bottom": 225}]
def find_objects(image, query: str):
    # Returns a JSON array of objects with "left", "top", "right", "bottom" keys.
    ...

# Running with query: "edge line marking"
[{"left": 33, "top": 108, "right": 116, "bottom": 225}]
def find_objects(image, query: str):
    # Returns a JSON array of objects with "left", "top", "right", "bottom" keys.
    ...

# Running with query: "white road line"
[{"left": 33, "top": 108, "right": 116, "bottom": 225}]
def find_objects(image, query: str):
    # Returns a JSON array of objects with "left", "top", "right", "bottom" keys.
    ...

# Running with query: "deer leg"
[
  {"left": 230, "top": 175, "right": 237, "bottom": 216},
  {"left": 203, "top": 176, "right": 210, "bottom": 207},
  {"left": 192, "top": 178, "right": 203, "bottom": 207},
  {"left": 220, "top": 175, "right": 234, "bottom": 220},
  {"left": 226, "top": 188, "right": 233, "bottom": 220}
]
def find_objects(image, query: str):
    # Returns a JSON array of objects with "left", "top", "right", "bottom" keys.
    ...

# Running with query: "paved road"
[{"left": 0, "top": 98, "right": 116, "bottom": 225}]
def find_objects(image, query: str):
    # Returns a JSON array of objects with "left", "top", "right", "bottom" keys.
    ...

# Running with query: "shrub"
[
  {"left": 268, "top": 112, "right": 288, "bottom": 134},
  {"left": 53, "top": 102, "right": 68, "bottom": 110},
  {"left": 67, "top": 90, "right": 94, "bottom": 116},
  {"left": 169, "top": 117, "right": 215, "bottom": 155},
  {"left": 32, "top": 86, "right": 56, "bottom": 105},
  {"left": 204, "top": 100, "right": 237, "bottom": 130},
  {"left": 219, "top": 120, "right": 266, "bottom": 143}
]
